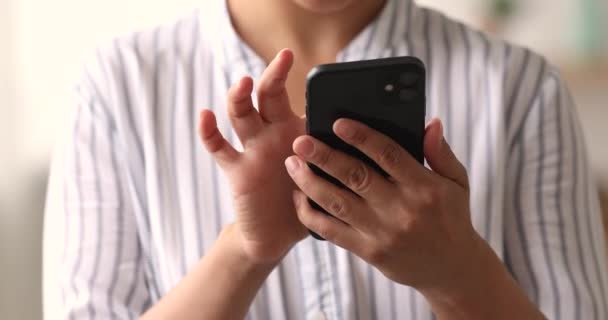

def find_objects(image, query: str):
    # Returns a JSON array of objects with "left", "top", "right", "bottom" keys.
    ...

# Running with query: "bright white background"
[{"left": 0, "top": 0, "right": 606, "bottom": 318}]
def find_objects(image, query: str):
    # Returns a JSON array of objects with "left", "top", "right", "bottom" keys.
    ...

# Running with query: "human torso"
[{"left": 97, "top": 1, "right": 547, "bottom": 318}]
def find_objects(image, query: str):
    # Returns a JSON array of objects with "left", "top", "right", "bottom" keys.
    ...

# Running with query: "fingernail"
[
  {"left": 285, "top": 157, "right": 301, "bottom": 175},
  {"left": 295, "top": 138, "right": 315, "bottom": 158},
  {"left": 334, "top": 120, "right": 355, "bottom": 139}
]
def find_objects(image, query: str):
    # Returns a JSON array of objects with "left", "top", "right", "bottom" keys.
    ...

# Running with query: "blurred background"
[{"left": 0, "top": 0, "right": 606, "bottom": 318}]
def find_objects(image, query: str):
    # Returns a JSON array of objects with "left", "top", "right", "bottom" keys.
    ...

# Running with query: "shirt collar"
[{"left": 199, "top": 0, "right": 415, "bottom": 81}]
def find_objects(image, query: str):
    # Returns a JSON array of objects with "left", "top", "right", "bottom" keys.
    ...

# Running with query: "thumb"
[{"left": 424, "top": 118, "right": 469, "bottom": 189}]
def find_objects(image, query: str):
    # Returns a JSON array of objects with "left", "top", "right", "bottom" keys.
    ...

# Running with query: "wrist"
[
  {"left": 143, "top": 224, "right": 280, "bottom": 319},
  {"left": 418, "top": 236, "right": 542, "bottom": 320},
  {"left": 418, "top": 236, "right": 500, "bottom": 319},
  {"left": 217, "top": 224, "right": 282, "bottom": 273}
]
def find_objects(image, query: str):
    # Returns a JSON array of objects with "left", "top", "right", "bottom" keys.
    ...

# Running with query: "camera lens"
[
  {"left": 399, "top": 89, "right": 418, "bottom": 101},
  {"left": 399, "top": 72, "right": 419, "bottom": 87}
]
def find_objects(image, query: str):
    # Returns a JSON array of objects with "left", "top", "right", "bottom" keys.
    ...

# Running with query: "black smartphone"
[{"left": 305, "top": 56, "right": 426, "bottom": 240}]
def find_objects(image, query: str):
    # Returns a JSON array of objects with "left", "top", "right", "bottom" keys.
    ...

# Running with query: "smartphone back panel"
[
  {"left": 307, "top": 57, "right": 426, "bottom": 177},
  {"left": 305, "top": 57, "right": 426, "bottom": 240}
]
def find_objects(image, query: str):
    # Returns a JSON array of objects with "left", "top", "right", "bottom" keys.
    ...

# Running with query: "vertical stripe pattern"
[{"left": 46, "top": 1, "right": 608, "bottom": 319}]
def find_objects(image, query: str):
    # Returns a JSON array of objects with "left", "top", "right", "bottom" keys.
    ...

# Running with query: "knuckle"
[
  {"left": 364, "top": 246, "right": 388, "bottom": 266},
  {"left": 204, "top": 131, "right": 225, "bottom": 154},
  {"left": 417, "top": 192, "right": 434, "bottom": 212},
  {"left": 327, "top": 196, "right": 348, "bottom": 219},
  {"left": 315, "top": 222, "right": 336, "bottom": 241},
  {"left": 347, "top": 164, "right": 371, "bottom": 193},
  {"left": 416, "top": 184, "right": 441, "bottom": 210},
  {"left": 298, "top": 203, "right": 314, "bottom": 223},
  {"left": 256, "top": 89, "right": 268, "bottom": 102},
  {"left": 429, "top": 184, "right": 446, "bottom": 205},
  {"left": 426, "top": 188, "right": 441, "bottom": 204},
  {"left": 401, "top": 216, "right": 419, "bottom": 235},
  {"left": 297, "top": 172, "right": 313, "bottom": 190},
  {"left": 350, "top": 128, "right": 367, "bottom": 145},
  {"left": 228, "top": 102, "right": 252, "bottom": 119},
  {"left": 255, "top": 84, "right": 267, "bottom": 100},
  {"left": 257, "top": 80, "right": 284, "bottom": 99},
  {"left": 436, "top": 182, "right": 450, "bottom": 198},
  {"left": 316, "top": 147, "right": 333, "bottom": 167},
  {"left": 228, "top": 83, "right": 240, "bottom": 100},
  {"left": 382, "top": 228, "right": 409, "bottom": 252},
  {"left": 377, "top": 143, "right": 401, "bottom": 169},
  {"left": 228, "top": 89, "right": 248, "bottom": 106}
]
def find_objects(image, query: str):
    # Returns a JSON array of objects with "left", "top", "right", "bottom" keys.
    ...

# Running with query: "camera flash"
[{"left": 384, "top": 84, "right": 395, "bottom": 92}]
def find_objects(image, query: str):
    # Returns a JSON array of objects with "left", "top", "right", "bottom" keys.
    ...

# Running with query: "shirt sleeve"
[
  {"left": 503, "top": 65, "right": 608, "bottom": 319},
  {"left": 45, "top": 55, "right": 152, "bottom": 319}
]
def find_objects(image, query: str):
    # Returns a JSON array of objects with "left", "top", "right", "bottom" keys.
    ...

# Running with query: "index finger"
[
  {"left": 256, "top": 49, "right": 295, "bottom": 123},
  {"left": 332, "top": 118, "right": 428, "bottom": 184}
]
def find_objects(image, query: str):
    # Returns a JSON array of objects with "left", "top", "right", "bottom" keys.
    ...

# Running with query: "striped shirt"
[{"left": 45, "top": 0, "right": 608, "bottom": 319}]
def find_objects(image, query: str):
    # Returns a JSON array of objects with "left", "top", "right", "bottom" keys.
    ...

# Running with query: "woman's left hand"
[{"left": 285, "top": 117, "right": 490, "bottom": 293}]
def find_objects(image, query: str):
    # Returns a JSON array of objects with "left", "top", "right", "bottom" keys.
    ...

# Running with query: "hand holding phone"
[{"left": 305, "top": 56, "right": 426, "bottom": 240}]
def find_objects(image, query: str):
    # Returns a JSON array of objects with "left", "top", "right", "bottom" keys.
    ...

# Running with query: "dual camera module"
[{"left": 382, "top": 71, "right": 421, "bottom": 102}]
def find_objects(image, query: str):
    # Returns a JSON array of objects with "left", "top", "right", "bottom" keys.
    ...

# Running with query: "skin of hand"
[
  {"left": 199, "top": 48, "right": 308, "bottom": 266},
  {"left": 285, "top": 118, "right": 545, "bottom": 319},
  {"left": 285, "top": 117, "right": 478, "bottom": 287}
]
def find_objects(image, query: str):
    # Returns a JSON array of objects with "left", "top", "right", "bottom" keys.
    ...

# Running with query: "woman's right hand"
[{"left": 199, "top": 49, "right": 308, "bottom": 266}]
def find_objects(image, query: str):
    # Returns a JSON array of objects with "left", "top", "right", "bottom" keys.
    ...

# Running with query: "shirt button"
[{"left": 310, "top": 310, "right": 327, "bottom": 320}]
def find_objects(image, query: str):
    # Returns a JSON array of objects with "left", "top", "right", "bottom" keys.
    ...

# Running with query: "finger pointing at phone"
[{"left": 200, "top": 49, "right": 307, "bottom": 266}]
